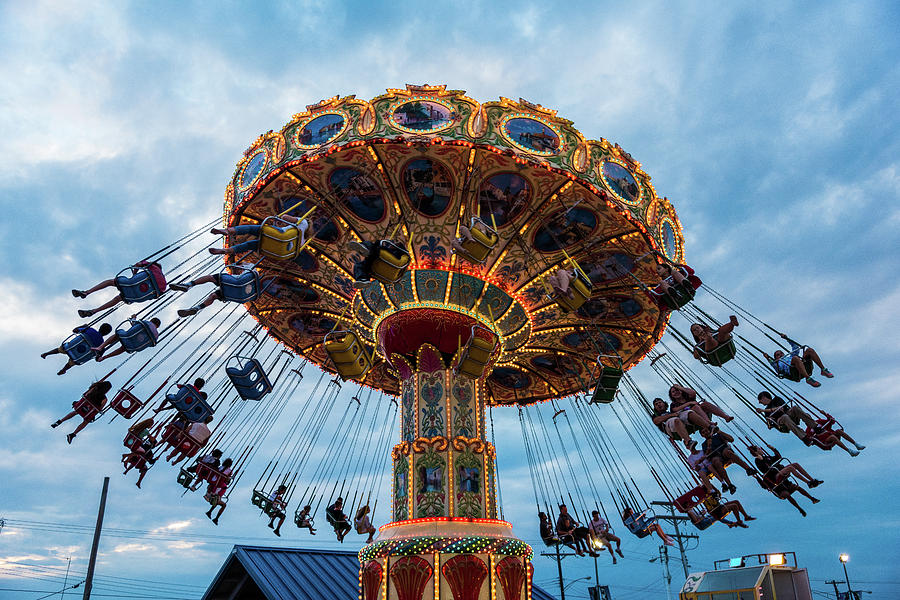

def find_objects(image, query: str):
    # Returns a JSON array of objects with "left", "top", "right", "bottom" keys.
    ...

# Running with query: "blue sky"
[{"left": 1, "top": 1, "right": 899, "bottom": 599}]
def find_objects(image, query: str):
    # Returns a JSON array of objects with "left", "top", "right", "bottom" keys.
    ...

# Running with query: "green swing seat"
[{"left": 696, "top": 339, "right": 737, "bottom": 367}]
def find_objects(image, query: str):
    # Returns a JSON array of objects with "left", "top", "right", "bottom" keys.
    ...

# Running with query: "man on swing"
[{"left": 765, "top": 333, "right": 833, "bottom": 387}]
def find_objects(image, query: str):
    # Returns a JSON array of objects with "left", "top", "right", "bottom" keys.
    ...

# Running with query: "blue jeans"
[{"left": 229, "top": 224, "right": 263, "bottom": 253}]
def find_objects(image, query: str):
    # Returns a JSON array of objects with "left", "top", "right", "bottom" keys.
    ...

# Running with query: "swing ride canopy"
[{"left": 223, "top": 84, "right": 685, "bottom": 404}]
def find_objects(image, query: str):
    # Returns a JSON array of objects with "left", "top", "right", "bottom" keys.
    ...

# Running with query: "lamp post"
[
  {"left": 563, "top": 576, "right": 591, "bottom": 593},
  {"left": 839, "top": 554, "right": 853, "bottom": 600}
]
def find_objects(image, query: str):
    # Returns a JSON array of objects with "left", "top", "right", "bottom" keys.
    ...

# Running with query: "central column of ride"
[{"left": 358, "top": 363, "right": 533, "bottom": 600}]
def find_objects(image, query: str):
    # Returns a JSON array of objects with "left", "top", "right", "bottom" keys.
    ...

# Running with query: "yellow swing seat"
[
  {"left": 258, "top": 207, "right": 316, "bottom": 260},
  {"left": 370, "top": 240, "right": 411, "bottom": 284},
  {"left": 324, "top": 330, "right": 373, "bottom": 380},
  {"left": 457, "top": 217, "right": 499, "bottom": 265},
  {"left": 456, "top": 326, "right": 498, "bottom": 379},
  {"left": 554, "top": 268, "right": 592, "bottom": 313}
]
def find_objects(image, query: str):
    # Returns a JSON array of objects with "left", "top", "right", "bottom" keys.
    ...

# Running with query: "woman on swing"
[
  {"left": 547, "top": 267, "right": 576, "bottom": 299},
  {"left": 668, "top": 384, "right": 734, "bottom": 429},
  {"left": 172, "top": 263, "right": 267, "bottom": 317},
  {"left": 41, "top": 322, "right": 112, "bottom": 375},
  {"left": 208, "top": 216, "right": 309, "bottom": 256},
  {"left": 51, "top": 380, "right": 113, "bottom": 444},
  {"left": 73, "top": 260, "right": 168, "bottom": 318},
  {"left": 450, "top": 218, "right": 492, "bottom": 256},
  {"left": 354, "top": 504, "right": 377, "bottom": 544},
  {"left": 691, "top": 316, "right": 739, "bottom": 359},
  {"left": 650, "top": 260, "right": 701, "bottom": 310},
  {"left": 748, "top": 443, "right": 822, "bottom": 517},
  {"left": 621, "top": 507, "right": 674, "bottom": 546},
  {"left": 92, "top": 317, "right": 162, "bottom": 362}
]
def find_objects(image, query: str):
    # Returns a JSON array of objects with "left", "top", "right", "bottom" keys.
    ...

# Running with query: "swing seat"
[
  {"left": 196, "top": 463, "right": 226, "bottom": 485},
  {"left": 369, "top": 241, "right": 411, "bottom": 284},
  {"left": 251, "top": 490, "right": 271, "bottom": 511},
  {"left": 674, "top": 485, "right": 709, "bottom": 512},
  {"left": 166, "top": 384, "right": 213, "bottom": 422},
  {"left": 692, "top": 513, "right": 716, "bottom": 531},
  {"left": 776, "top": 354, "right": 813, "bottom": 382},
  {"left": 73, "top": 397, "right": 101, "bottom": 421},
  {"left": 457, "top": 218, "right": 499, "bottom": 264},
  {"left": 220, "top": 267, "right": 261, "bottom": 303},
  {"left": 62, "top": 332, "right": 97, "bottom": 365},
  {"left": 161, "top": 423, "right": 184, "bottom": 446},
  {"left": 623, "top": 513, "right": 654, "bottom": 538},
  {"left": 110, "top": 388, "right": 144, "bottom": 418},
  {"left": 116, "top": 320, "right": 159, "bottom": 354},
  {"left": 161, "top": 424, "right": 204, "bottom": 458},
  {"left": 259, "top": 216, "right": 303, "bottom": 260},
  {"left": 541, "top": 535, "right": 560, "bottom": 547},
  {"left": 655, "top": 279, "right": 696, "bottom": 310},
  {"left": 324, "top": 331, "right": 373, "bottom": 380},
  {"left": 123, "top": 429, "right": 142, "bottom": 451},
  {"left": 696, "top": 339, "right": 737, "bottom": 367},
  {"left": 177, "top": 468, "right": 195, "bottom": 488},
  {"left": 115, "top": 266, "right": 163, "bottom": 303},
  {"left": 456, "top": 328, "right": 498, "bottom": 379},
  {"left": 804, "top": 415, "right": 838, "bottom": 450},
  {"left": 554, "top": 269, "right": 592, "bottom": 313},
  {"left": 294, "top": 512, "right": 315, "bottom": 528},
  {"left": 591, "top": 366, "right": 623, "bottom": 404},
  {"left": 226, "top": 357, "right": 273, "bottom": 401}
]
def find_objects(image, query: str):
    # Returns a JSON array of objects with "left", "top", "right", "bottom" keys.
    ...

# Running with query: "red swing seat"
[
  {"left": 73, "top": 396, "right": 101, "bottom": 421},
  {"left": 110, "top": 388, "right": 144, "bottom": 418},
  {"left": 804, "top": 414, "right": 839, "bottom": 450}
]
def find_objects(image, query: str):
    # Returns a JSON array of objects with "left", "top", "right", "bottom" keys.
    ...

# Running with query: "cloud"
[
  {"left": 151, "top": 520, "right": 194, "bottom": 534},
  {"left": 112, "top": 543, "right": 155, "bottom": 553},
  {"left": 0, "top": 279, "right": 78, "bottom": 346}
]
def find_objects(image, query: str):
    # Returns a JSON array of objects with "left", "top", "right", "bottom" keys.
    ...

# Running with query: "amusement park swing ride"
[{"left": 47, "top": 84, "right": 863, "bottom": 600}]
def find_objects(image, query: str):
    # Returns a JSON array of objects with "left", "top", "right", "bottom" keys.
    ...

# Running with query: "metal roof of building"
[{"left": 204, "top": 545, "right": 558, "bottom": 600}]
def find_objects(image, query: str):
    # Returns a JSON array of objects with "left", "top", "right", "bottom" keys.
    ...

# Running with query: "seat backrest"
[
  {"left": 675, "top": 485, "right": 708, "bottom": 512},
  {"left": 115, "top": 267, "right": 161, "bottom": 303},
  {"left": 220, "top": 269, "right": 260, "bottom": 302},
  {"left": 168, "top": 385, "right": 213, "bottom": 422},
  {"left": 117, "top": 321, "right": 157, "bottom": 353},
  {"left": 63, "top": 332, "right": 96, "bottom": 365},
  {"left": 227, "top": 358, "right": 273, "bottom": 400}
]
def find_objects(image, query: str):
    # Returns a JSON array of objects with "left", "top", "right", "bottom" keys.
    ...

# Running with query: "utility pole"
[
  {"left": 651, "top": 501, "right": 698, "bottom": 580},
  {"left": 542, "top": 545, "right": 577, "bottom": 600},
  {"left": 62, "top": 556, "right": 72, "bottom": 600},
  {"left": 83, "top": 477, "right": 110, "bottom": 600},
  {"left": 826, "top": 580, "right": 842, "bottom": 599}
]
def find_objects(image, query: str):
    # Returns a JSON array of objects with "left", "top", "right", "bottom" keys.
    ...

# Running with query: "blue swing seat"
[
  {"left": 165, "top": 383, "right": 213, "bottom": 422},
  {"left": 220, "top": 266, "right": 261, "bottom": 303},
  {"left": 116, "top": 320, "right": 159, "bottom": 353},
  {"left": 225, "top": 357, "right": 273, "bottom": 400},
  {"left": 115, "top": 266, "right": 163, "bottom": 303},
  {"left": 62, "top": 332, "right": 97, "bottom": 365}
]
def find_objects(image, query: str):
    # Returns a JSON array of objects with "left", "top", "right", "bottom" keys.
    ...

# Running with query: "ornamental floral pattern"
[
  {"left": 419, "top": 372, "right": 445, "bottom": 437},
  {"left": 451, "top": 379, "right": 474, "bottom": 437},
  {"left": 402, "top": 382, "right": 415, "bottom": 442}
]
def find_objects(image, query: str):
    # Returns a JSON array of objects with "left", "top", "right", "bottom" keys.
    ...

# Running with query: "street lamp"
[
  {"left": 563, "top": 576, "right": 591, "bottom": 592},
  {"left": 839, "top": 554, "right": 853, "bottom": 599}
]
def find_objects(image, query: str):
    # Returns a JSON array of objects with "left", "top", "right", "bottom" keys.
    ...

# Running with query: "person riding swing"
[
  {"left": 764, "top": 333, "right": 833, "bottom": 388},
  {"left": 326, "top": 497, "right": 352, "bottom": 542}
]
